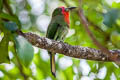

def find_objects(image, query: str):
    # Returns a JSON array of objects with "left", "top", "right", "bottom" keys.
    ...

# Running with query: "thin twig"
[
  {"left": 3, "top": 0, "right": 14, "bottom": 16},
  {"left": 15, "top": 53, "right": 28, "bottom": 80},
  {"left": 3, "top": 1, "right": 29, "bottom": 79},
  {"left": 63, "top": 0, "right": 110, "bottom": 39},
  {"left": 13, "top": 45, "right": 28, "bottom": 80},
  {"left": 78, "top": 0, "right": 118, "bottom": 61}
]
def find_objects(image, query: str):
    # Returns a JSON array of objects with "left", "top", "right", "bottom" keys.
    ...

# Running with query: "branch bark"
[
  {"left": 78, "top": 0, "right": 118, "bottom": 61},
  {"left": 3, "top": 0, "right": 120, "bottom": 63},
  {"left": 61, "top": 0, "right": 116, "bottom": 61},
  {"left": 21, "top": 32, "right": 120, "bottom": 62}
]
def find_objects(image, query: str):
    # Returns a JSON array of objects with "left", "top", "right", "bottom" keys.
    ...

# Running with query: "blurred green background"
[{"left": 0, "top": 0, "right": 120, "bottom": 80}]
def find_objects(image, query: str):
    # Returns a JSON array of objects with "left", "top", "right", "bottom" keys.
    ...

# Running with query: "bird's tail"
[{"left": 49, "top": 52, "right": 56, "bottom": 77}]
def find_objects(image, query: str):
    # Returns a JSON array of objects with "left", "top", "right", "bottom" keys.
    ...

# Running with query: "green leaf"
[
  {"left": 14, "top": 35, "right": 34, "bottom": 67},
  {"left": 103, "top": 9, "right": 119, "bottom": 27},
  {"left": 0, "top": 33, "right": 10, "bottom": 63},
  {"left": 110, "top": 31, "right": 120, "bottom": 48},
  {"left": 25, "top": 1, "right": 31, "bottom": 11},
  {"left": 3, "top": 21, "right": 18, "bottom": 31},
  {"left": 0, "top": 13, "right": 21, "bottom": 29}
]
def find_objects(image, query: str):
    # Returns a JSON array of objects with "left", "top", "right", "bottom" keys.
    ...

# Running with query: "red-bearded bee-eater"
[{"left": 46, "top": 6, "right": 76, "bottom": 77}]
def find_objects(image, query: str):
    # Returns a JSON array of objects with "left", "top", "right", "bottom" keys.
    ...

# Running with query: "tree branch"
[
  {"left": 78, "top": 0, "right": 118, "bottom": 61},
  {"left": 20, "top": 32, "right": 120, "bottom": 62},
  {"left": 2, "top": 1, "right": 28, "bottom": 79},
  {"left": 3, "top": 0, "right": 120, "bottom": 63},
  {"left": 61, "top": 0, "right": 118, "bottom": 61}
]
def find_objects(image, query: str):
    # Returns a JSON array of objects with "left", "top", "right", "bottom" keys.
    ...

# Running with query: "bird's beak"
[{"left": 65, "top": 7, "right": 77, "bottom": 11}]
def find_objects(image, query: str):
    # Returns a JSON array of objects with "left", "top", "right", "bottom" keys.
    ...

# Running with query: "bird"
[{"left": 46, "top": 6, "right": 76, "bottom": 77}]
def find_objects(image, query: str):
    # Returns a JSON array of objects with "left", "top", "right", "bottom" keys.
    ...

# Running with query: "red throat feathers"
[{"left": 60, "top": 7, "right": 70, "bottom": 25}]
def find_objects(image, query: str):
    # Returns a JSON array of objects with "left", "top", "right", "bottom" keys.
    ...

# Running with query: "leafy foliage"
[
  {"left": 103, "top": 9, "right": 120, "bottom": 27},
  {"left": 0, "top": 32, "right": 10, "bottom": 63},
  {"left": 14, "top": 35, "right": 34, "bottom": 67}
]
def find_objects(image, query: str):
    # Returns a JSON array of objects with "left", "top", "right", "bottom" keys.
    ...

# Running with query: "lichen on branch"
[{"left": 21, "top": 32, "right": 120, "bottom": 62}]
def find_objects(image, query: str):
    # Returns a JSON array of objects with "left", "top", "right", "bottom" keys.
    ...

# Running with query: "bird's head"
[{"left": 52, "top": 7, "right": 76, "bottom": 25}]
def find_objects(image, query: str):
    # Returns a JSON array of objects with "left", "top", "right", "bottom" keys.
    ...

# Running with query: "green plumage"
[{"left": 46, "top": 8, "right": 69, "bottom": 77}]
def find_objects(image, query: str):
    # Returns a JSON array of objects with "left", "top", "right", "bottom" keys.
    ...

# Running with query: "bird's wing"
[
  {"left": 54, "top": 25, "right": 69, "bottom": 41},
  {"left": 46, "top": 21, "right": 68, "bottom": 40},
  {"left": 46, "top": 22, "right": 60, "bottom": 39}
]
